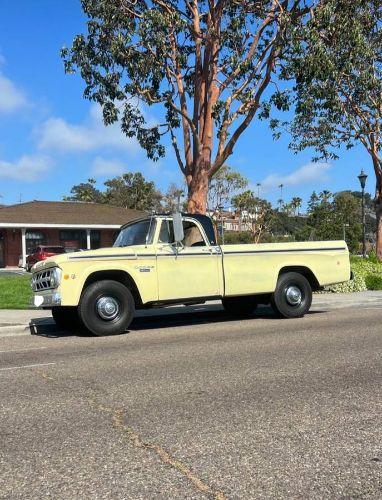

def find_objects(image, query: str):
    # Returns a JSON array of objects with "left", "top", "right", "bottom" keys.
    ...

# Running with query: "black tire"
[
  {"left": 271, "top": 272, "right": 312, "bottom": 318},
  {"left": 79, "top": 280, "right": 135, "bottom": 336},
  {"left": 222, "top": 296, "right": 258, "bottom": 317},
  {"left": 52, "top": 306, "right": 80, "bottom": 330}
]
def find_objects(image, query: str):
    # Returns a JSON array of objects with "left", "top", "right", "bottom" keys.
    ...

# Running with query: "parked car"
[
  {"left": 26, "top": 245, "right": 66, "bottom": 272},
  {"left": 31, "top": 213, "right": 351, "bottom": 336}
]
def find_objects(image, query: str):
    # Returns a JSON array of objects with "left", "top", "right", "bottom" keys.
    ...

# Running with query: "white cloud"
[
  {"left": 0, "top": 74, "right": 29, "bottom": 114},
  {"left": 0, "top": 155, "right": 52, "bottom": 182},
  {"left": 91, "top": 156, "right": 126, "bottom": 177},
  {"left": 261, "top": 162, "right": 331, "bottom": 190},
  {"left": 37, "top": 104, "right": 140, "bottom": 153}
]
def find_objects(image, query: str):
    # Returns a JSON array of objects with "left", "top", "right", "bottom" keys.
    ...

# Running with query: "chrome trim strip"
[{"left": 223, "top": 247, "right": 347, "bottom": 255}]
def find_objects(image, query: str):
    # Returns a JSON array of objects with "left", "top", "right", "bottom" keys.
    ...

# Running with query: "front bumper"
[{"left": 32, "top": 291, "right": 61, "bottom": 308}]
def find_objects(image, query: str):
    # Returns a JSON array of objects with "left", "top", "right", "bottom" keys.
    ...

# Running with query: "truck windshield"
[{"left": 113, "top": 219, "right": 156, "bottom": 247}]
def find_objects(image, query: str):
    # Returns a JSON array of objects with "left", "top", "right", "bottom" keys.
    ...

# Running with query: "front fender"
[{"left": 58, "top": 259, "right": 158, "bottom": 307}]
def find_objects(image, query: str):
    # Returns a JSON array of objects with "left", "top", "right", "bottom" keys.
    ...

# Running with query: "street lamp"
[{"left": 357, "top": 169, "right": 368, "bottom": 257}]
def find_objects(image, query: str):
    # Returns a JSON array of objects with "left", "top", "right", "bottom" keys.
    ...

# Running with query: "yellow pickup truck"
[{"left": 31, "top": 213, "right": 351, "bottom": 336}]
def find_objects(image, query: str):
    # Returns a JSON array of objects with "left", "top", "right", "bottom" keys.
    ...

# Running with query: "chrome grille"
[{"left": 32, "top": 269, "right": 53, "bottom": 291}]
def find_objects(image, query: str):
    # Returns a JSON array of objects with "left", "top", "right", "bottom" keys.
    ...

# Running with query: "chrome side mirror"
[{"left": 172, "top": 212, "right": 184, "bottom": 243}]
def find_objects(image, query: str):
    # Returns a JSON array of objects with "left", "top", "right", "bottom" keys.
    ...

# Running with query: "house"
[{"left": 0, "top": 201, "right": 145, "bottom": 268}]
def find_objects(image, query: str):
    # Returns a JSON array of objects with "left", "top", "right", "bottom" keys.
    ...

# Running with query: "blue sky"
[{"left": 0, "top": 0, "right": 374, "bottom": 209}]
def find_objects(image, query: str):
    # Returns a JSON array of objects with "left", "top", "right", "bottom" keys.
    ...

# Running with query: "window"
[
  {"left": 158, "top": 219, "right": 206, "bottom": 247},
  {"left": 26, "top": 230, "right": 46, "bottom": 255},
  {"left": 59, "top": 230, "right": 86, "bottom": 249},
  {"left": 91, "top": 230, "right": 101, "bottom": 249},
  {"left": 113, "top": 219, "right": 156, "bottom": 247}
]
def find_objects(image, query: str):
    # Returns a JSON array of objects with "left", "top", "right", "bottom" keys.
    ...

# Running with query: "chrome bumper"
[{"left": 32, "top": 291, "right": 61, "bottom": 308}]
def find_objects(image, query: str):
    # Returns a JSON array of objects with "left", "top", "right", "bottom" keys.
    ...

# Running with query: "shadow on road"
[
  {"left": 29, "top": 318, "right": 90, "bottom": 338},
  {"left": 29, "top": 305, "right": 325, "bottom": 338}
]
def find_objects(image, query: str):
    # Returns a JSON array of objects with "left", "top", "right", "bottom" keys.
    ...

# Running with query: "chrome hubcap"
[
  {"left": 96, "top": 296, "right": 120, "bottom": 320},
  {"left": 285, "top": 285, "right": 302, "bottom": 306}
]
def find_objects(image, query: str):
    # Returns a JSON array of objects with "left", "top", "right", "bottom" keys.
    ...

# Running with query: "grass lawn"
[{"left": 0, "top": 275, "right": 32, "bottom": 309}]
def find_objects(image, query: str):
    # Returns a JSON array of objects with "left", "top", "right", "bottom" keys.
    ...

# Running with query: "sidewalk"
[{"left": 0, "top": 291, "right": 381, "bottom": 337}]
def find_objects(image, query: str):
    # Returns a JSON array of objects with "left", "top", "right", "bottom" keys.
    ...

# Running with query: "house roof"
[{"left": 0, "top": 201, "right": 146, "bottom": 228}]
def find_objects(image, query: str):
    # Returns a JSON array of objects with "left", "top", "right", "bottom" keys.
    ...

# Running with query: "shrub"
[
  {"left": 328, "top": 272, "right": 367, "bottom": 293},
  {"left": 364, "top": 274, "right": 382, "bottom": 290}
]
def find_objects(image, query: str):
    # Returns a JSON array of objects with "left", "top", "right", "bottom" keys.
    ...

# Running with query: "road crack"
[
  {"left": 90, "top": 400, "right": 227, "bottom": 500},
  {"left": 36, "top": 370, "right": 226, "bottom": 500}
]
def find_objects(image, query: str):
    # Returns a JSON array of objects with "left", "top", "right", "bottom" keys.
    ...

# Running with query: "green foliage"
[
  {"left": 364, "top": 274, "right": 382, "bottom": 291},
  {"left": 62, "top": 0, "right": 315, "bottom": 209},
  {"left": 0, "top": 275, "right": 32, "bottom": 309},
  {"left": 63, "top": 178, "right": 104, "bottom": 203},
  {"left": 285, "top": 0, "right": 382, "bottom": 162},
  {"left": 104, "top": 173, "right": 162, "bottom": 211},
  {"left": 302, "top": 191, "right": 362, "bottom": 252},
  {"left": 328, "top": 272, "right": 367, "bottom": 294},
  {"left": 223, "top": 231, "right": 253, "bottom": 245},
  {"left": 64, "top": 173, "right": 162, "bottom": 211}
]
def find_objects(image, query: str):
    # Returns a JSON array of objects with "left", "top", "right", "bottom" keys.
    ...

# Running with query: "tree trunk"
[
  {"left": 372, "top": 155, "right": 382, "bottom": 262},
  {"left": 187, "top": 155, "right": 211, "bottom": 214},
  {"left": 376, "top": 203, "right": 382, "bottom": 262},
  {"left": 187, "top": 169, "right": 209, "bottom": 213}
]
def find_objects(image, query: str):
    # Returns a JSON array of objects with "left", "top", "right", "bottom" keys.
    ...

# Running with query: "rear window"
[{"left": 43, "top": 247, "right": 65, "bottom": 254}]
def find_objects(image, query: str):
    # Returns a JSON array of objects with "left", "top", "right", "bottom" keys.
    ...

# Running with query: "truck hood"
[{"left": 32, "top": 247, "right": 138, "bottom": 271}]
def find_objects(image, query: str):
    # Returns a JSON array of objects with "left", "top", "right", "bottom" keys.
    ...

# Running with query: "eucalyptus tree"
[
  {"left": 62, "top": 0, "right": 315, "bottom": 214},
  {"left": 284, "top": 0, "right": 382, "bottom": 258}
]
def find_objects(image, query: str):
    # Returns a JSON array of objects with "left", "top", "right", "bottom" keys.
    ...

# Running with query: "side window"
[
  {"left": 158, "top": 219, "right": 206, "bottom": 247},
  {"left": 158, "top": 220, "right": 175, "bottom": 244},
  {"left": 182, "top": 221, "right": 206, "bottom": 247}
]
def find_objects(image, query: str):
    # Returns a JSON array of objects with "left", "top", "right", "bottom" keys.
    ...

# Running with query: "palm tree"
[{"left": 291, "top": 196, "right": 302, "bottom": 215}]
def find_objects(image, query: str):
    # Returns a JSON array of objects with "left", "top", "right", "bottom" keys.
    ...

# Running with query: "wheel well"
[
  {"left": 278, "top": 266, "right": 320, "bottom": 291},
  {"left": 82, "top": 270, "right": 142, "bottom": 306}
]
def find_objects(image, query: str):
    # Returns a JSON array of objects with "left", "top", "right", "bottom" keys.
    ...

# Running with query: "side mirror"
[{"left": 172, "top": 212, "right": 184, "bottom": 243}]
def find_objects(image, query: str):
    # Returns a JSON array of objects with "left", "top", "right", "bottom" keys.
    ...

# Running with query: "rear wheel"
[
  {"left": 271, "top": 272, "right": 312, "bottom": 318},
  {"left": 52, "top": 306, "right": 80, "bottom": 330},
  {"left": 222, "top": 296, "right": 258, "bottom": 317},
  {"left": 79, "top": 280, "right": 135, "bottom": 336}
]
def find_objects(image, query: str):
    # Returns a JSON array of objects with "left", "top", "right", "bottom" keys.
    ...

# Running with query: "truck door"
[{"left": 155, "top": 217, "right": 222, "bottom": 301}]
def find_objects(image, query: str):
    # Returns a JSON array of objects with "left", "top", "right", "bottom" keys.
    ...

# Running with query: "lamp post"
[
  {"left": 357, "top": 169, "right": 368, "bottom": 257},
  {"left": 256, "top": 183, "right": 261, "bottom": 198}
]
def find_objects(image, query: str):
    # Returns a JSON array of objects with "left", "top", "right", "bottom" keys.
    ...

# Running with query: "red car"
[{"left": 26, "top": 245, "right": 66, "bottom": 272}]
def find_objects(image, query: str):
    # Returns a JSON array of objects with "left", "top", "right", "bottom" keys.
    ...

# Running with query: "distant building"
[{"left": 0, "top": 201, "right": 144, "bottom": 268}]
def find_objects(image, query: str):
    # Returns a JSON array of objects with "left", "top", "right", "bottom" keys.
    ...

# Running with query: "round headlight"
[{"left": 50, "top": 267, "right": 62, "bottom": 288}]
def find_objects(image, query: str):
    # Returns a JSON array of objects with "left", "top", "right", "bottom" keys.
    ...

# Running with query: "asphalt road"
[{"left": 0, "top": 305, "right": 381, "bottom": 499}]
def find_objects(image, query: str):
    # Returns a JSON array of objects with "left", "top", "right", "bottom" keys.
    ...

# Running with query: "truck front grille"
[{"left": 32, "top": 269, "right": 54, "bottom": 291}]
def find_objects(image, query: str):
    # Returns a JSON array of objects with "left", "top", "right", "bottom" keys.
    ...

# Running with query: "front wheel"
[
  {"left": 222, "top": 296, "right": 258, "bottom": 317},
  {"left": 79, "top": 280, "right": 135, "bottom": 336},
  {"left": 271, "top": 272, "right": 312, "bottom": 318}
]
